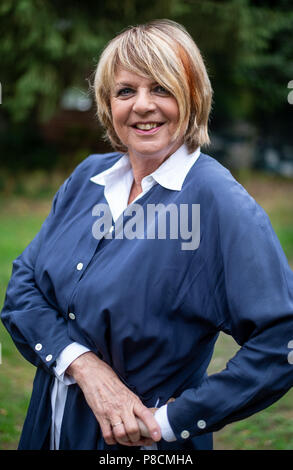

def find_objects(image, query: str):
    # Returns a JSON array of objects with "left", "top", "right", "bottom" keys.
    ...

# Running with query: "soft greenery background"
[
  {"left": 0, "top": 171, "right": 292, "bottom": 450},
  {"left": 0, "top": 0, "right": 292, "bottom": 452},
  {"left": 0, "top": 0, "right": 292, "bottom": 175},
  {"left": 2, "top": 0, "right": 293, "bottom": 123}
]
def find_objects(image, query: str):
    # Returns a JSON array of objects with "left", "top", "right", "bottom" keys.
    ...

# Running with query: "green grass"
[
  {"left": 0, "top": 208, "right": 44, "bottom": 449},
  {"left": 0, "top": 172, "right": 293, "bottom": 450},
  {"left": 208, "top": 334, "right": 293, "bottom": 450}
]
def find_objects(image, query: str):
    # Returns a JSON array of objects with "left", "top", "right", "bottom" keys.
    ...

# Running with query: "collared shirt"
[
  {"left": 50, "top": 143, "right": 201, "bottom": 449},
  {"left": 3, "top": 142, "right": 293, "bottom": 450}
]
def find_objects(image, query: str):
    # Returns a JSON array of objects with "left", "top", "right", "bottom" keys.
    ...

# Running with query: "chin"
[{"left": 131, "top": 142, "right": 177, "bottom": 158}]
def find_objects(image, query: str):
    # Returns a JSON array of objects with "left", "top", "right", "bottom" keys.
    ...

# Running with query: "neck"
[
  {"left": 127, "top": 154, "right": 167, "bottom": 206},
  {"left": 127, "top": 140, "right": 183, "bottom": 186},
  {"left": 129, "top": 157, "right": 164, "bottom": 187}
]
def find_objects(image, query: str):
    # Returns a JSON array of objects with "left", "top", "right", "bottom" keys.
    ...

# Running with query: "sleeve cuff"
[
  {"left": 154, "top": 404, "right": 177, "bottom": 442},
  {"left": 53, "top": 342, "right": 91, "bottom": 385}
]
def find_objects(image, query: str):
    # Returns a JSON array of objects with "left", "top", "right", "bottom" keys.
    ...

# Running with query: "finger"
[
  {"left": 136, "top": 417, "right": 150, "bottom": 437},
  {"left": 134, "top": 403, "right": 161, "bottom": 442},
  {"left": 99, "top": 418, "right": 117, "bottom": 445},
  {"left": 121, "top": 413, "right": 141, "bottom": 443},
  {"left": 111, "top": 420, "right": 149, "bottom": 447},
  {"left": 112, "top": 422, "right": 130, "bottom": 445}
]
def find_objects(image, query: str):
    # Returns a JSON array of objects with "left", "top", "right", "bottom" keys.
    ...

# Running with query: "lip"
[{"left": 131, "top": 123, "right": 164, "bottom": 135}]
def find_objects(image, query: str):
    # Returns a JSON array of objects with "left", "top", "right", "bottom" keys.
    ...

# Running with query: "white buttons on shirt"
[
  {"left": 145, "top": 176, "right": 153, "bottom": 183},
  {"left": 35, "top": 343, "right": 42, "bottom": 351},
  {"left": 109, "top": 225, "right": 114, "bottom": 233},
  {"left": 76, "top": 262, "right": 83, "bottom": 271},
  {"left": 69, "top": 312, "right": 76, "bottom": 320},
  {"left": 46, "top": 354, "right": 53, "bottom": 362},
  {"left": 180, "top": 430, "right": 190, "bottom": 439},
  {"left": 197, "top": 420, "right": 206, "bottom": 429}
]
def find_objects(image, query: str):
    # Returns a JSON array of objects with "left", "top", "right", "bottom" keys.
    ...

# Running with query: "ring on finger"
[{"left": 112, "top": 421, "right": 123, "bottom": 428}]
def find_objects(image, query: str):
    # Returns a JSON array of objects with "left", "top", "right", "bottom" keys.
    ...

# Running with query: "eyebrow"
[
  {"left": 114, "top": 82, "right": 134, "bottom": 88},
  {"left": 114, "top": 80, "right": 158, "bottom": 88}
]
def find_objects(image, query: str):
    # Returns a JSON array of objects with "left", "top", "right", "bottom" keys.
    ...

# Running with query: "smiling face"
[{"left": 110, "top": 67, "right": 184, "bottom": 163}]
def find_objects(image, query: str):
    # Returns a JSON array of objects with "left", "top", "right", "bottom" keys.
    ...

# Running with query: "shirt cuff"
[
  {"left": 53, "top": 342, "right": 91, "bottom": 385},
  {"left": 154, "top": 404, "right": 177, "bottom": 442}
]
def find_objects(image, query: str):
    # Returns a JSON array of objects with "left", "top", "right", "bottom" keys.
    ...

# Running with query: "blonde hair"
[{"left": 93, "top": 19, "right": 213, "bottom": 153}]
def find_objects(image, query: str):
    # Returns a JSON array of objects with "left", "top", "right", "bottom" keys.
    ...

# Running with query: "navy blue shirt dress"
[{"left": 1, "top": 151, "right": 293, "bottom": 450}]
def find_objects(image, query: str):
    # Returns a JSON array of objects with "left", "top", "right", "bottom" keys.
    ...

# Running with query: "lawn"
[{"left": 0, "top": 171, "right": 292, "bottom": 450}]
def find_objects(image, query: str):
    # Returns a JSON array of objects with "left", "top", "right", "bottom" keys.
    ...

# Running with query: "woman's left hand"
[
  {"left": 136, "top": 408, "right": 158, "bottom": 437},
  {"left": 137, "top": 398, "right": 176, "bottom": 438}
]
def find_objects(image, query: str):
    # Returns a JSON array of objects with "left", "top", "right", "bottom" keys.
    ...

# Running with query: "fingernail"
[{"left": 152, "top": 431, "right": 159, "bottom": 440}]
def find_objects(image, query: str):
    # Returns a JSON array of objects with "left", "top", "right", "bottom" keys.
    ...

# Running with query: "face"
[{"left": 110, "top": 67, "right": 184, "bottom": 163}]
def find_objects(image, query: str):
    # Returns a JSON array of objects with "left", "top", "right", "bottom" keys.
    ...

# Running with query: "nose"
[{"left": 132, "top": 89, "right": 156, "bottom": 114}]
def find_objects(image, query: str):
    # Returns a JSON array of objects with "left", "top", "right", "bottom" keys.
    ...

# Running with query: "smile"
[{"left": 132, "top": 122, "right": 164, "bottom": 134}]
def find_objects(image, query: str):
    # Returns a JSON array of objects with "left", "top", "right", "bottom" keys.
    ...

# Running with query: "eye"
[
  {"left": 153, "top": 85, "right": 170, "bottom": 95},
  {"left": 116, "top": 87, "right": 134, "bottom": 97}
]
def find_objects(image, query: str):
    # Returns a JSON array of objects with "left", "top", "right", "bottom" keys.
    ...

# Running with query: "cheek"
[
  {"left": 110, "top": 104, "right": 119, "bottom": 126},
  {"left": 111, "top": 103, "right": 130, "bottom": 138},
  {"left": 164, "top": 99, "right": 180, "bottom": 127}
]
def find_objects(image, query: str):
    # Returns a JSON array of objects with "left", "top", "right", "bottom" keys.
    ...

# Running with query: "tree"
[
  {"left": 0, "top": 0, "right": 292, "bottom": 170},
  {"left": 0, "top": 0, "right": 174, "bottom": 123}
]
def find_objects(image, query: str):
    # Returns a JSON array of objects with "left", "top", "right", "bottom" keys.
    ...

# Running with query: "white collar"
[
  {"left": 90, "top": 143, "right": 201, "bottom": 191},
  {"left": 90, "top": 153, "right": 131, "bottom": 186}
]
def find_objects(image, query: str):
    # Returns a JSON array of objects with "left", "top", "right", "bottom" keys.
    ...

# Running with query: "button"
[
  {"left": 76, "top": 262, "right": 83, "bottom": 271},
  {"left": 46, "top": 354, "right": 53, "bottom": 362},
  {"left": 197, "top": 420, "right": 206, "bottom": 429},
  {"left": 109, "top": 226, "right": 114, "bottom": 233},
  {"left": 35, "top": 343, "right": 42, "bottom": 351},
  {"left": 180, "top": 430, "right": 190, "bottom": 439},
  {"left": 145, "top": 176, "right": 153, "bottom": 183},
  {"left": 69, "top": 312, "right": 76, "bottom": 320}
]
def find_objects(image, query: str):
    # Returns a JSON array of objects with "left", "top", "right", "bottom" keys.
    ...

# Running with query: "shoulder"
[
  {"left": 70, "top": 151, "right": 122, "bottom": 180},
  {"left": 186, "top": 152, "right": 272, "bottom": 236},
  {"left": 60, "top": 151, "right": 122, "bottom": 192},
  {"left": 189, "top": 152, "right": 242, "bottom": 197},
  {"left": 52, "top": 151, "right": 122, "bottom": 209},
  {"left": 190, "top": 152, "right": 259, "bottom": 212}
]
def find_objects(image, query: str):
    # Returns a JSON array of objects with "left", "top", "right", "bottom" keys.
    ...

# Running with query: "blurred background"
[{"left": 0, "top": 0, "right": 292, "bottom": 450}]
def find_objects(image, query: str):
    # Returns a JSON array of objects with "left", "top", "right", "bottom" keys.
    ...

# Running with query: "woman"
[{"left": 1, "top": 19, "right": 293, "bottom": 451}]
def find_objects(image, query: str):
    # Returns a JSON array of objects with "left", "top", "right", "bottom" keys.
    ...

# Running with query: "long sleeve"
[
  {"left": 166, "top": 178, "right": 293, "bottom": 442},
  {"left": 1, "top": 177, "right": 75, "bottom": 371},
  {"left": 53, "top": 342, "right": 91, "bottom": 384},
  {"left": 154, "top": 405, "right": 177, "bottom": 442}
]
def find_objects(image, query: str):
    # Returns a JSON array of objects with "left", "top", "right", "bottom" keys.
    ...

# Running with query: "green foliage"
[
  {"left": 0, "top": 0, "right": 292, "bottom": 171},
  {"left": 0, "top": 0, "right": 175, "bottom": 123},
  {"left": 1, "top": 0, "right": 292, "bottom": 123},
  {"left": 172, "top": 0, "right": 293, "bottom": 122}
]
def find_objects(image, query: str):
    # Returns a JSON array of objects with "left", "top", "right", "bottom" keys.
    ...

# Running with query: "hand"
[
  {"left": 136, "top": 407, "right": 158, "bottom": 438},
  {"left": 66, "top": 352, "right": 161, "bottom": 447},
  {"left": 136, "top": 398, "right": 176, "bottom": 438}
]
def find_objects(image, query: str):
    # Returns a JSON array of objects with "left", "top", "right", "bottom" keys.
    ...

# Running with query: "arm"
[
  {"left": 166, "top": 183, "right": 293, "bottom": 442},
  {"left": 1, "top": 177, "right": 161, "bottom": 447},
  {"left": 66, "top": 352, "right": 161, "bottom": 446},
  {"left": 1, "top": 178, "right": 75, "bottom": 371},
  {"left": 53, "top": 342, "right": 91, "bottom": 384}
]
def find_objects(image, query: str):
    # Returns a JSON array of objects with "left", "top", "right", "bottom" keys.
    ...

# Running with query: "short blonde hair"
[{"left": 93, "top": 19, "right": 213, "bottom": 153}]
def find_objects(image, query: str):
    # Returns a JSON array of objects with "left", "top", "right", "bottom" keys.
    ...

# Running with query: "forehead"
[{"left": 113, "top": 67, "right": 156, "bottom": 87}]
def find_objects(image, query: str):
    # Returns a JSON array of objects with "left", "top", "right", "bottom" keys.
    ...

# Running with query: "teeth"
[{"left": 136, "top": 123, "right": 159, "bottom": 130}]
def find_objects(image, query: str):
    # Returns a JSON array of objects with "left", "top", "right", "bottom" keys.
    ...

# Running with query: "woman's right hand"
[{"left": 66, "top": 351, "right": 161, "bottom": 447}]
